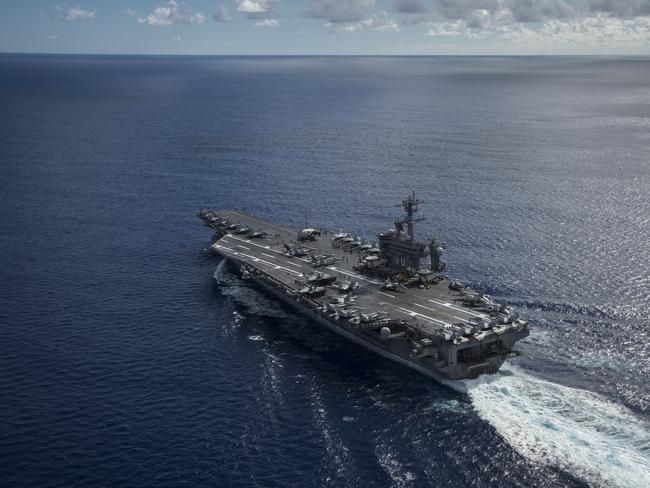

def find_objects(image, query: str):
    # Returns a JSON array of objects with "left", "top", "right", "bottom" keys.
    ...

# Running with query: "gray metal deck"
[{"left": 210, "top": 210, "right": 490, "bottom": 340}]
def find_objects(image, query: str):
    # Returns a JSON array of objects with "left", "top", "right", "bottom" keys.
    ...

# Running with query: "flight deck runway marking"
[
  {"left": 228, "top": 234, "right": 304, "bottom": 259},
  {"left": 395, "top": 307, "right": 451, "bottom": 327},
  {"left": 427, "top": 298, "right": 488, "bottom": 318},
  {"left": 226, "top": 234, "right": 381, "bottom": 285},
  {"left": 377, "top": 291, "right": 395, "bottom": 299},
  {"left": 222, "top": 236, "right": 484, "bottom": 320},
  {"left": 261, "top": 253, "right": 275, "bottom": 259},
  {"left": 212, "top": 244, "right": 303, "bottom": 277},
  {"left": 286, "top": 262, "right": 302, "bottom": 268},
  {"left": 327, "top": 266, "right": 380, "bottom": 285},
  {"left": 413, "top": 302, "right": 471, "bottom": 323}
]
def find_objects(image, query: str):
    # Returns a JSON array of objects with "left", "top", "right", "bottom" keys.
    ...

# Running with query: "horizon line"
[{"left": 2, "top": 51, "right": 649, "bottom": 58}]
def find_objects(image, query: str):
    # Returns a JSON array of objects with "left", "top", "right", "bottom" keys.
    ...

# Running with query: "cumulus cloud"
[
  {"left": 425, "top": 19, "right": 487, "bottom": 36},
  {"left": 255, "top": 18, "right": 279, "bottom": 26},
  {"left": 55, "top": 5, "right": 96, "bottom": 21},
  {"left": 213, "top": 6, "right": 232, "bottom": 22},
  {"left": 124, "top": 8, "right": 138, "bottom": 17},
  {"left": 237, "top": 0, "right": 270, "bottom": 13},
  {"left": 330, "top": 10, "right": 400, "bottom": 31},
  {"left": 423, "top": 0, "right": 578, "bottom": 28},
  {"left": 305, "top": 0, "right": 400, "bottom": 31},
  {"left": 500, "top": 13, "right": 650, "bottom": 44},
  {"left": 424, "top": 0, "right": 650, "bottom": 27},
  {"left": 235, "top": 0, "right": 279, "bottom": 19},
  {"left": 304, "top": 0, "right": 376, "bottom": 23},
  {"left": 408, "top": 0, "right": 650, "bottom": 47},
  {"left": 138, "top": 1, "right": 205, "bottom": 26}
]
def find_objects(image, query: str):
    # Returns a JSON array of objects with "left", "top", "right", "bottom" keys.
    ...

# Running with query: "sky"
[{"left": 1, "top": 0, "right": 649, "bottom": 54}]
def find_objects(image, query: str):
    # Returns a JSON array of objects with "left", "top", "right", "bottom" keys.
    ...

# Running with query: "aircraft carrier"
[{"left": 198, "top": 193, "right": 529, "bottom": 380}]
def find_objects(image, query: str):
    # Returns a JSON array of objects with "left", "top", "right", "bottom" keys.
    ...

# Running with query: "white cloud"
[
  {"left": 124, "top": 8, "right": 138, "bottom": 17},
  {"left": 306, "top": 0, "right": 400, "bottom": 31},
  {"left": 55, "top": 5, "right": 96, "bottom": 21},
  {"left": 331, "top": 10, "right": 400, "bottom": 31},
  {"left": 305, "top": 0, "right": 375, "bottom": 23},
  {"left": 255, "top": 18, "right": 280, "bottom": 26},
  {"left": 415, "top": 0, "right": 650, "bottom": 47},
  {"left": 499, "top": 14, "right": 650, "bottom": 45},
  {"left": 237, "top": 0, "right": 269, "bottom": 14},
  {"left": 46, "top": 34, "right": 59, "bottom": 39},
  {"left": 138, "top": 1, "right": 205, "bottom": 26},
  {"left": 173, "top": 36, "right": 182, "bottom": 41},
  {"left": 424, "top": 20, "right": 469, "bottom": 37}
]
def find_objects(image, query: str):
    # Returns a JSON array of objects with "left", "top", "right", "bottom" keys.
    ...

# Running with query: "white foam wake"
[
  {"left": 462, "top": 365, "right": 650, "bottom": 488},
  {"left": 212, "top": 259, "right": 226, "bottom": 282}
]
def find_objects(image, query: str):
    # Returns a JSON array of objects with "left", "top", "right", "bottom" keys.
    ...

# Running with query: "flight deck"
[{"left": 199, "top": 194, "right": 529, "bottom": 380}]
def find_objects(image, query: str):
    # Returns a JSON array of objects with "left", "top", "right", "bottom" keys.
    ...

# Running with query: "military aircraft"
[
  {"left": 336, "top": 280, "right": 360, "bottom": 293},
  {"left": 460, "top": 289, "right": 492, "bottom": 307},
  {"left": 331, "top": 306, "right": 362, "bottom": 321},
  {"left": 383, "top": 279, "right": 407, "bottom": 292},
  {"left": 309, "top": 254, "right": 339, "bottom": 267},
  {"left": 283, "top": 244, "right": 310, "bottom": 257},
  {"left": 448, "top": 280, "right": 465, "bottom": 291},
  {"left": 248, "top": 230, "right": 268, "bottom": 239},
  {"left": 349, "top": 310, "right": 390, "bottom": 325},
  {"left": 299, "top": 285, "right": 326, "bottom": 298},
  {"left": 298, "top": 228, "right": 321, "bottom": 241},
  {"left": 305, "top": 271, "right": 337, "bottom": 285}
]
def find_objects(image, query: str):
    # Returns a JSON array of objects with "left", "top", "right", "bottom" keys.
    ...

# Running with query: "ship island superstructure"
[{"left": 198, "top": 193, "right": 529, "bottom": 380}]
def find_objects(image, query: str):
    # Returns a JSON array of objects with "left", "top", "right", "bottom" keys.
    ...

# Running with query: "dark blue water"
[{"left": 1, "top": 55, "right": 649, "bottom": 488}]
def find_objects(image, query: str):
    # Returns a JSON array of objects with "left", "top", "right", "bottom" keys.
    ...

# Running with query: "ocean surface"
[{"left": 1, "top": 54, "right": 649, "bottom": 488}]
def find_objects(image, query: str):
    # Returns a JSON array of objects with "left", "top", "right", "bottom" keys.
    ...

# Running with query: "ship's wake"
[
  {"left": 212, "top": 259, "right": 227, "bottom": 284},
  {"left": 460, "top": 365, "right": 650, "bottom": 488}
]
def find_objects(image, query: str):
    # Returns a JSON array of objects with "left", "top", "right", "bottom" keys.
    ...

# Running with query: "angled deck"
[{"left": 210, "top": 210, "right": 488, "bottom": 337}]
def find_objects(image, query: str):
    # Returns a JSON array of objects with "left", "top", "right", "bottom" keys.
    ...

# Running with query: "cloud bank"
[
  {"left": 55, "top": 5, "right": 97, "bottom": 21},
  {"left": 138, "top": 1, "right": 205, "bottom": 26},
  {"left": 305, "top": 0, "right": 400, "bottom": 31},
  {"left": 403, "top": 0, "right": 650, "bottom": 45}
]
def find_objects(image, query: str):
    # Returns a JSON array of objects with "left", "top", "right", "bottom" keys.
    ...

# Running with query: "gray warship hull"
[{"left": 199, "top": 203, "right": 529, "bottom": 381}]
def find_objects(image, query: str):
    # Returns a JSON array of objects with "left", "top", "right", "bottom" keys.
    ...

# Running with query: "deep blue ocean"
[{"left": 1, "top": 55, "right": 649, "bottom": 488}]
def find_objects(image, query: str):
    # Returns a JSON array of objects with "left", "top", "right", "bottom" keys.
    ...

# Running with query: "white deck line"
[
  {"left": 261, "top": 252, "right": 276, "bottom": 259},
  {"left": 236, "top": 244, "right": 251, "bottom": 250},
  {"left": 326, "top": 266, "right": 380, "bottom": 285},
  {"left": 226, "top": 234, "right": 381, "bottom": 285},
  {"left": 213, "top": 244, "right": 303, "bottom": 277},
  {"left": 395, "top": 306, "right": 451, "bottom": 327},
  {"left": 227, "top": 234, "right": 280, "bottom": 251},
  {"left": 377, "top": 291, "right": 395, "bottom": 299},
  {"left": 227, "top": 234, "right": 313, "bottom": 264},
  {"left": 413, "top": 302, "right": 471, "bottom": 324},
  {"left": 428, "top": 298, "right": 488, "bottom": 318},
  {"left": 285, "top": 261, "right": 303, "bottom": 268}
]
